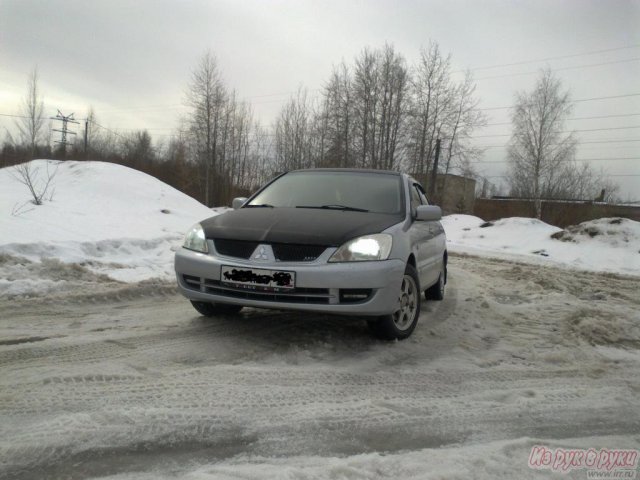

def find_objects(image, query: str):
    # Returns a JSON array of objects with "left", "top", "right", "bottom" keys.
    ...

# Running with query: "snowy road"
[{"left": 1, "top": 254, "right": 639, "bottom": 479}]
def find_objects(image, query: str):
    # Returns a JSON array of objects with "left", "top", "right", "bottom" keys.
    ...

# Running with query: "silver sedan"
[{"left": 175, "top": 169, "right": 447, "bottom": 339}]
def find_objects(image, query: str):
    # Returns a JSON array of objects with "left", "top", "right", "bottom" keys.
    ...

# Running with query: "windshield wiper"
[
  {"left": 296, "top": 204, "right": 369, "bottom": 212},
  {"left": 244, "top": 203, "right": 274, "bottom": 208}
]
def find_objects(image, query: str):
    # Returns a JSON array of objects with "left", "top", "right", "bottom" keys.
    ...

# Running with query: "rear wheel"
[
  {"left": 190, "top": 301, "right": 243, "bottom": 317},
  {"left": 368, "top": 264, "right": 421, "bottom": 340}
]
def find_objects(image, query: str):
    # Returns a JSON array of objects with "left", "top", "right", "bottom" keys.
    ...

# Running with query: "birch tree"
[
  {"left": 186, "top": 51, "right": 226, "bottom": 206},
  {"left": 507, "top": 69, "right": 576, "bottom": 218},
  {"left": 16, "top": 68, "right": 45, "bottom": 158},
  {"left": 274, "top": 88, "right": 313, "bottom": 171},
  {"left": 406, "top": 42, "right": 453, "bottom": 177}
]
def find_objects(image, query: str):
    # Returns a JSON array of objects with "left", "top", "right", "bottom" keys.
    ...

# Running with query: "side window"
[
  {"left": 415, "top": 183, "right": 429, "bottom": 205},
  {"left": 410, "top": 184, "right": 422, "bottom": 214}
]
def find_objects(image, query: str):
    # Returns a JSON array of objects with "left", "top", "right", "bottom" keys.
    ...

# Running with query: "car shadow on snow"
[{"left": 181, "top": 294, "right": 455, "bottom": 367}]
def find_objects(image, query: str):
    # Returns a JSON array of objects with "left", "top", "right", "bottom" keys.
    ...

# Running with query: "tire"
[
  {"left": 425, "top": 257, "right": 446, "bottom": 301},
  {"left": 190, "top": 300, "right": 243, "bottom": 317},
  {"left": 368, "top": 264, "right": 421, "bottom": 340}
]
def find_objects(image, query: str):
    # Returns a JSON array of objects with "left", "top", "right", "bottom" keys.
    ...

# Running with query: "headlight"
[
  {"left": 183, "top": 223, "right": 208, "bottom": 253},
  {"left": 328, "top": 234, "right": 392, "bottom": 262}
]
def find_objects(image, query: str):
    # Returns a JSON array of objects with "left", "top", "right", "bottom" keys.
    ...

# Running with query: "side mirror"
[
  {"left": 416, "top": 205, "right": 442, "bottom": 221},
  {"left": 232, "top": 197, "right": 248, "bottom": 210}
]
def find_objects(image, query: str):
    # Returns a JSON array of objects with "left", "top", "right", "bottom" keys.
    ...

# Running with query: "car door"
[
  {"left": 407, "top": 180, "right": 438, "bottom": 289},
  {"left": 415, "top": 183, "right": 444, "bottom": 286}
]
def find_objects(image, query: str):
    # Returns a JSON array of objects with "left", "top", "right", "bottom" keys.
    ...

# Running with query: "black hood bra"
[{"left": 201, "top": 207, "right": 404, "bottom": 246}]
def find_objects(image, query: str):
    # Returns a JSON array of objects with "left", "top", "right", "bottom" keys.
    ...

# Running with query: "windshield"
[{"left": 247, "top": 171, "right": 404, "bottom": 215}]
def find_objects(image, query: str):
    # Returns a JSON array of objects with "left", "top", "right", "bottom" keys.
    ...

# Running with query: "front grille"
[
  {"left": 183, "top": 276, "right": 375, "bottom": 306},
  {"left": 182, "top": 275, "right": 331, "bottom": 304},
  {"left": 272, "top": 243, "right": 327, "bottom": 262},
  {"left": 214, "top": 239, "right": 259, "bottom": 259},
  {"left": 212, "top": 239, "right": 327, "bottom": 262}
]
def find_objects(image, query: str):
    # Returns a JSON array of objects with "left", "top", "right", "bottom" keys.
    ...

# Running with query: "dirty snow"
[
  {"left": 1, "top": 255, "right": 639, "bottom": 479},
  {"left": 442, "top": 214, "right": 640, "bottom": 276}
]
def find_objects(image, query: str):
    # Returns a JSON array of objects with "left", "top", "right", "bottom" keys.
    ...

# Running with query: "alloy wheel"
[{"left": 393, "top": 274, "right": 418, "bottom": 330}]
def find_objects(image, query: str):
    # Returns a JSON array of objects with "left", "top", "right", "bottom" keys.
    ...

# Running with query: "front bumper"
[{"left": 174, "top": 247, "right": 405, "bottom": 316}]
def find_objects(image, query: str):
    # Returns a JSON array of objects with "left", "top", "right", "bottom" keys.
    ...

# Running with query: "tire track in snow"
[{"left": 1, "top": 254, "right": 639, "bottom": 479}]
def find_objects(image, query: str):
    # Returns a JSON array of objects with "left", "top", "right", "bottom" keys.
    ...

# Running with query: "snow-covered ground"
[
  {"left": 1, "top": 255, "right": 639, "bottom": 479},
  {"left": 442, "top": 214, "right": 640, "bottom": 276},
  {"left": 0, "top": 160, "right": 214, "bottom": 296},
  {"left": 1, "top": 160, "right": 639, "bottom": 478}
]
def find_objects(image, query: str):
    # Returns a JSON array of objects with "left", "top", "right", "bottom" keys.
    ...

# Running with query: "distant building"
[{"left": 413, "top": 173, "right": 476, "bottom": 215}]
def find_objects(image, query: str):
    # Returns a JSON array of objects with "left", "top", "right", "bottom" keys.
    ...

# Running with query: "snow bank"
[
  {"left": 0, "top": 160, "right": 215, "bottom": 295},
  {"left": 442, "top": 214, "right": 640, "bottom": 276}
]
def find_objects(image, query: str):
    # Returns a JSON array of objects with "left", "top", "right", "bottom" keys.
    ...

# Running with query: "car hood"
[{"left": 201, "top": 207, "right": 404, "bottom": 246}]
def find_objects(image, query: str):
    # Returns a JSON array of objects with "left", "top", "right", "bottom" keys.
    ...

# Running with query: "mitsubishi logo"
[{"left": 254, "top": 245, "right": 269, "bottom": 260}]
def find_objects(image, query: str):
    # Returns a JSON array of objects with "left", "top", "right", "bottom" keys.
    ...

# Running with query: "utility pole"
[
  {"left": 428, "top": 138, "right": 441, "bottom": 201},
  {"left": 50, "top": 110, "right": 79, "bottom": 159},
  {"left": 84, "top": 118, "right": 89, "bottom": 159}
]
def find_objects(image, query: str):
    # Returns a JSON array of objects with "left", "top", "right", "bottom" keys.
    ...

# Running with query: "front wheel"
[
  {"left": 368, "top": 264, "right": 421, "bottom": 340},
  {"left": 190, "top": 301, "right": 243, "bottom": 317}
]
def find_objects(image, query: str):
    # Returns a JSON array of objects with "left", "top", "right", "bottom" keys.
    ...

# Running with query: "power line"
[
  {"left": 9, "top": 88, "right": 635, "bottom": 119},
  {"left": 469, "top": 125, "right": 640, "bottom": 138},
  {"left": 574, "top": 93, "right": 640, "bottom": 104},
  {"left": 460, "top": 44, "right": 640, "bottom": 72},
  {"left": 483, "top": 112, "right": 640, "bottom": 127},
  {"left": 243, "top": 89, "right": 320, "bottom": 100},
  {"left": 3, "top": 94, "right": 640, "bottom": 141},
  {"left": 0, "top": 112, "right": 57, "bottom": 119},
  {"left": 476, "top": 57, "right": 640, "bottom": 81},
  {"left": 476, "top": 139, "right": 640, "bottom": 148},
  {"left": 89, "top": 120, "right": 125, "bottom": 139},
  {"left": 98, "top": 103, "right": 186, "bottom": 113},
  {"left": 0, "top": 113, "right": 29, "bottom": 119},
  {"left": 9, "top": 111, "right": 638, "bottom": 136},
  {"left": 94, "top": 90, "right": 323, "bottom": 113},
  {"left": 476, "top": 93, "right": 640, "bottom": 111},
  {"left": 485, "top": 174, "right": 640, "bottom": 178},
  {"left": 471, "top": 157, "right": 640, "bottom": 164}
]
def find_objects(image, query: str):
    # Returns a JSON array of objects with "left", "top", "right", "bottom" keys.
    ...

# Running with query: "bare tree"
[
  {"left": 186, "top": 51, "right": 226, "bottom": 206},
  {"left": 439, "top": 71, "right": 486, "bottom": 199},
  {"left": 352, "top": 48, "right": 380, "bottom": 168},
  {"left": 16, "top": 68, "right": 46, "bottom": 158},
  {"left": 219, "top": 91, "right": 255, "bottom": 199},
  {"left": 274, "top": 87, "right": 313, "bottom": 171},
  {"left": 373, "top": 44, "right": 408, "bottom": 170},
  {"left": 11, "top": 160, "right": 58, "bottom": 206},
  {"left": 350, "top": 44, "right": 408, "bottom": 170},
  {"left": 312, "top": 45, "right": 408, "bottom": 171},
  {"left": 9, "top": 70, "right": 57, "bottom": 206},
  {"left": 507, "top": 69, "right": 577, "bottom": 218},
  {"left": 406, "top": 42, "right": 453, "bottom": 177},
  {"left": 247, "top": 122, "right": 276, "bottom": 188},
  {"left": 323, "top": 62, "right": 353, "bottom": 167},
  {"left": 120, "top": 130, "right": 154, "bottom": 166}
]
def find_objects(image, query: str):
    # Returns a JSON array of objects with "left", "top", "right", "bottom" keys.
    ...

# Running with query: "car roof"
[{"left": 289, "top": 168, "right": 401, "bottom": 176}]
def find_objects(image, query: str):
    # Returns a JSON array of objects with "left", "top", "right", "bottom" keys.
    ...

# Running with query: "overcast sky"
[{"left": 1, "top": 0, "right": 639, "bottom": 198}]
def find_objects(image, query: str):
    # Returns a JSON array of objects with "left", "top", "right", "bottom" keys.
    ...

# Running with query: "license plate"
[{"left": 220, "top": 266, "right": 295, "bottom": 291}]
